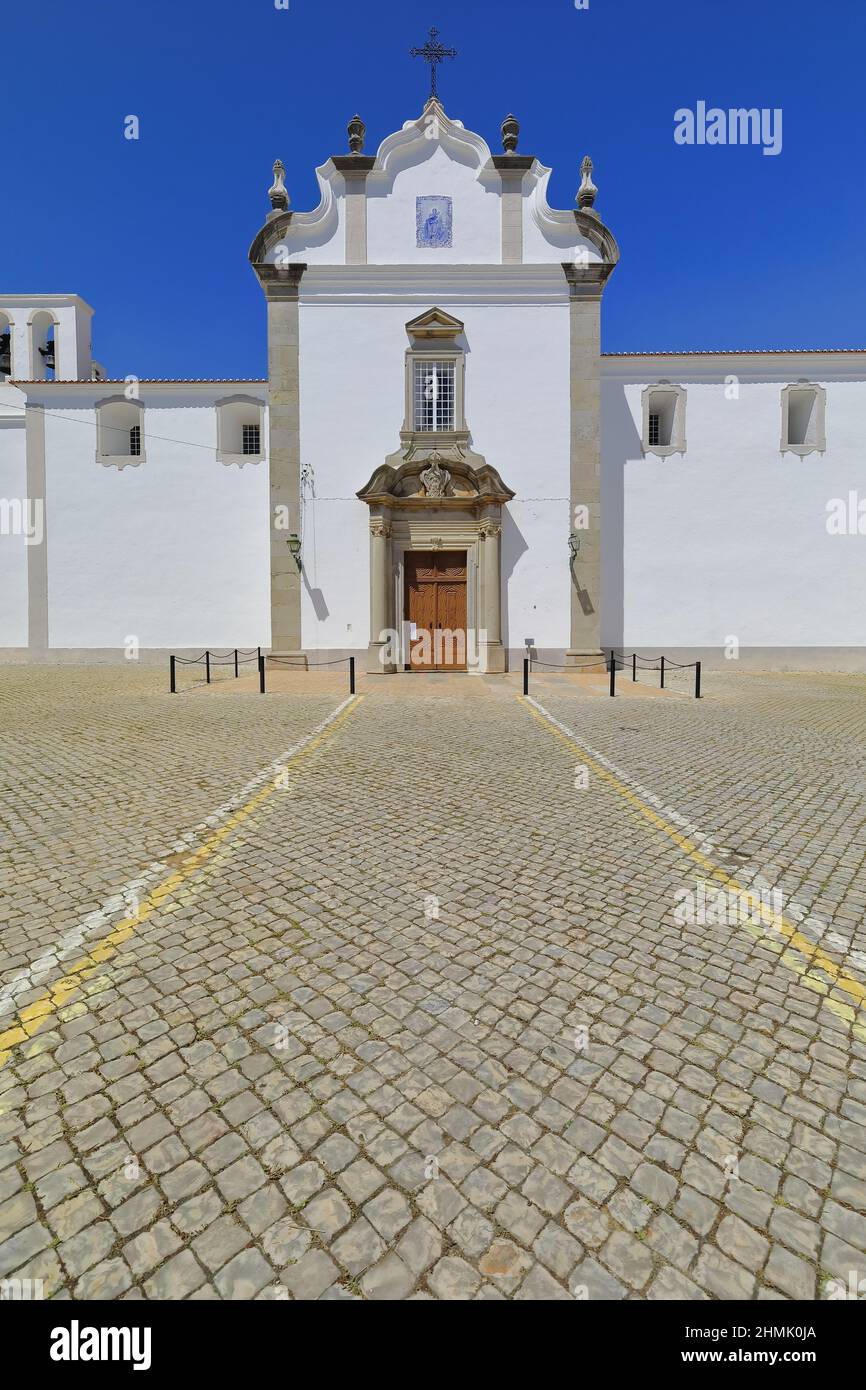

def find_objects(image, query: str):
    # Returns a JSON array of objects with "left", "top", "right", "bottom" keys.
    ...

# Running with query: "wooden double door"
[{"left": 404, "top": 550, "right": 468, "bottom": 671}]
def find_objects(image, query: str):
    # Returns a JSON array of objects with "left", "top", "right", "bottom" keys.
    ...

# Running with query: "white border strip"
[
  {"left": 0, "top": 696, "right": 358, "bottom": 1019},
  {"left": 526, "top": 694, "right": 866, "bottom": 980},
  {"left": 526, "top": 695, "right": 720, "bottom": 855}
]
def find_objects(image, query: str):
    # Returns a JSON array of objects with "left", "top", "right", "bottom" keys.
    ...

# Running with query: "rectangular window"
[
  {"left": 647, "top": 413, "right": 660, "bottom": 447},
  {"left": 786, "top": 390, "right": 816, "bottom": 448},
  {"left": 414, "top": 360, "right": 455, "bottom": 432},
  {"left": 129, "top": 424, "right": 141, "bottom": 456},
  {"left": 242, "top": 423, "right": 261, "bottom": 455}
]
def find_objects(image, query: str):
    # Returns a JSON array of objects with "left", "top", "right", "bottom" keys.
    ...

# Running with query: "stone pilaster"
[
  {"left": 251, "top": 262, "right": 306, "bottom": 660},
  {"left": 367, "top": 516, "right": 395, "bottom": 674},
  {"left": 480, "top": 516, "right": 505, "bottom": 673},
  {"left": 492, "top": 155, "right": 533, "bottom": 265},
  {"left": 25, "top": 403, "right": 48, "bottom": 653},
  {"left": 562, "top": 264, "right": 607, "bottom": 661},
  {"left": 332, "top": 156, "right": 375, "bottom": 266}
]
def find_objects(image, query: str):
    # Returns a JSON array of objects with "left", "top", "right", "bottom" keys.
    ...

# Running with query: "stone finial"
[
  {"left": 268, "top": 159, "right": 290, "bottom": 212},
  {"left": 347, "top": 114, "right": 366, "bottom": 154},
  {"left": 577, "top": 154, "right": 598, "bottom": 210},
  {"left": 501, "top": 114, "right": 520, "bottom": 154}
]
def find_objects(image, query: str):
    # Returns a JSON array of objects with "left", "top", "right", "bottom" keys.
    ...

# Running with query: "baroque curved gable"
[{"left": 248, "top": 99, "right": 617, "bottom": 269}]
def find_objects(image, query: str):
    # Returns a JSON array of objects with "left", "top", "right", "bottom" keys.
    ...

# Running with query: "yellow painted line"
[
  {"left": 0, "top": 697, "right": 363, "bottom": 1071},
  {"left": 521, "top": 696, "right": 866, "bottom": 1034}
]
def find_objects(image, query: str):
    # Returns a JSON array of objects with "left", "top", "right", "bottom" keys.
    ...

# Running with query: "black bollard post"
[
  {"left": 259, "top": 654, "right": 266, "bottom": 694},
  {"left": 205, "top": 651, "right": 211, "bottom": 685},
  {"left": 609, "top": 650, "right": 616, "bottom": 698},
  {"left": 234, "top": 648, "right": 239, "bottom": 679},
  {"left": 660, "top": 655, "right": 665, "bottom": 690},
  {"left": 632, "top": 653, "right": 637, "bottom": 682},
  {"left": 349, "top": 656, "right": 355, "bottom": 695},
  {"left": 523, "top": 657, "right": 529, "bottom": 696},
  {"left": 170, "top": 655, "right": 176, "bottom": 694},
  {"left": 695, "top": 661, "right": 702, "bottom": 699}
]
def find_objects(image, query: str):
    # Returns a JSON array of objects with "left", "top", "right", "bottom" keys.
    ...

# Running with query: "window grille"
[
  {"left": 242, "top": 422, "right": 261, "bottom": 455},
  {"left": 414, "top": 360, "right": 455, "bottom": 432},
  {"left": 647, "top": 413, "right": 660, "bottom": 447},
  {"left": 129, "top": 424, "right": 141, "bottom": 456}
]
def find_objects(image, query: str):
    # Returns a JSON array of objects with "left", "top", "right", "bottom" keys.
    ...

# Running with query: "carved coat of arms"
[{"left": 420, "top": 455, "right": 451, "bottom": 497}]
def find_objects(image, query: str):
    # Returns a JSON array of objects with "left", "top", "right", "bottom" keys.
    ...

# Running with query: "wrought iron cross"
[{"left": 410, "top": 27, "right": 457, "bottom": 100}]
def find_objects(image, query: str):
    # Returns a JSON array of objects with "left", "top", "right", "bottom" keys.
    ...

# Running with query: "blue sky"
[{"left": 4, "top": 0, "right": 864, "bottom": 378}]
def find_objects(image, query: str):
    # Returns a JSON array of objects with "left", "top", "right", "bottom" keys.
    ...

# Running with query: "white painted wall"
[
  {"left": 0, "top": 396, "right": 29, "bottom": 647},
  {"left": 366, "top": 142, "right": 500, "bottom": 266},
  {"left": 297, "top": 293, "right": 572, "bottom": 651},
  {"left": 465, "top": 304, "right": 571, "bottom": 651},
  {"left": 40, "top": 389, "right": 270, "bottom": 649},
  {"left": 601, "top": 364, "right": 866, "bottom": 648}
]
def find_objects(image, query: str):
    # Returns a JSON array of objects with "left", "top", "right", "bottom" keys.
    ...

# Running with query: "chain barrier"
[
  {"left": 170, "top": 650, "right": 357, "bottom": 697},
  {"left": 523, "top": 649, "right": 702, "bottom": 699}
]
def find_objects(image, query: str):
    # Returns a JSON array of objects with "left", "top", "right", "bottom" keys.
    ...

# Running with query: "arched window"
[
  {"left": 0, "top": 313, "right": 12, "bottom": 379},
  {"left": 96, "top": 396, "right": 145, "bottom": 468},
  {"left": 216, "top": 395, "right": 265, "bottom": 465},
  {"left": 30, "top": 311, "right": 58, "bottom": 380}
]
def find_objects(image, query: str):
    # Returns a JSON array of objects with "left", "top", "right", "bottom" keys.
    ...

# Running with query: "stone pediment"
[
  {"left": 357, "top": 444, "right": 514, "bottom": 510},
  {"left": 405, "top": 307, "right": 464, "bottom": 341}
]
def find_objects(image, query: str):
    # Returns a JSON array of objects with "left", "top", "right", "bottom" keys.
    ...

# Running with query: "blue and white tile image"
[{"left": 416, "top": 195, "right": 453, "bottom": 248}]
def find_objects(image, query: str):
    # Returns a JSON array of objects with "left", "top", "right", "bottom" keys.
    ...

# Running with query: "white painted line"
[
  {"left": 526, "top": 694, "right": 720, "bottom": 856},
  {"left": 0, "top": 696, "right": 358, "bottom": 1020},
  {"left": 526, "top": 694, "right": 866, "bottom": 981}
]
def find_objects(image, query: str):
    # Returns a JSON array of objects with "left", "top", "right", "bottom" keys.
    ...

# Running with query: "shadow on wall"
[
  {"left": 301, "top": 488, "right": 330, "bottom": 623},
  {"left": 601, "top": 383, "right": 642, "bottom": 649},
  {"left": 500, "top": 507, "right": 529, "bottom": 655},
  {"left": 304, "top": 571, "right": 330, "bottom": 623}
]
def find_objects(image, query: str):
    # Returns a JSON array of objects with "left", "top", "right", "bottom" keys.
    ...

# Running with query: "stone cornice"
[
  {"left": 491, "top": 155, "right": 535, "bottom": 173},
  {"left": 250, "top": 262, "right": 308, "bottom": 300},
  {"left": 561, "top": 259, "right": 618, "bottom": 299},
  {"left": 599, "top": 352, "right": 866, "bottom": 382},
  {"left": 331, "top": 155, "right": 377, "bottom": 175},
  {"left": 296, "top": 264, "right": 571, "bottom": 305}
]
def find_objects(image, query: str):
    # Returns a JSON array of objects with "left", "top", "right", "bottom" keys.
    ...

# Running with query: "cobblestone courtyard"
[{"left": 1, "top": 665, "right": 865, "bottom": 1301}]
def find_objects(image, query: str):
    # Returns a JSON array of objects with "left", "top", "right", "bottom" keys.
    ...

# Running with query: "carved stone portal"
[{"left": 357, "top": 450, "right": 514, "bottom": 676}]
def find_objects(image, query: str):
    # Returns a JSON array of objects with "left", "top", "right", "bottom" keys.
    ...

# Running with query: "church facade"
[{"left": 2, "top": 98, "right": 866, "bottom": 670}]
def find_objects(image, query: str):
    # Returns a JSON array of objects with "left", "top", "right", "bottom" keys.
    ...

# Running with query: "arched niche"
[{"left": 29, "top": 310, "right": 58, "bottom": 380}]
